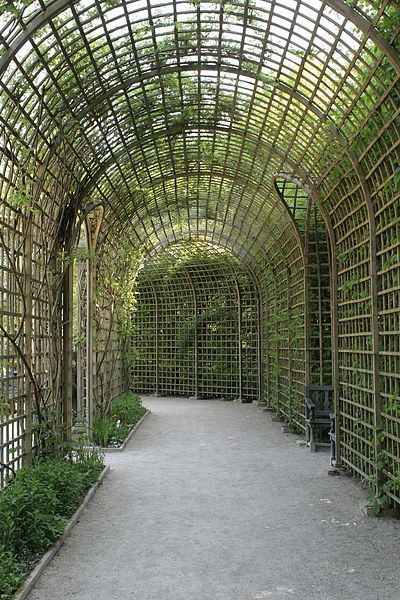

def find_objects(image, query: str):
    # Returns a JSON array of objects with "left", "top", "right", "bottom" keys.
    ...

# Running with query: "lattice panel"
[
  {"left": 130, "top": 241, "right": 259, "bottom": 401},
  {"left": 156, "top": 270, "right": 196, "bottom": 397},
  {"left": 369, "top": 99, "right": 400, "bottom": 504},
  {"left": 306, "top": 203, "right": 333, "bottom": 387},
  {"left": 265, "top": 180, "right": 332, "bottom": 432},
  {"left": 239, "top": 273, "right": 260, "bottom": 402},
  {"left": 260, "top": 261, "right": 279, "bottom": 409},
  {"left": 75, "top": 259, "right": 88, "bottom": 421},
  {"left": 94, "top": 303, "right": 125, "bottom": 414},
  {"left": 0, "top": 209, "right": 25, "bottom": 476},
  {"left": 331, "top": 178, "right": 375, "bottom": 480},
  {"left": 129, "top": 282, "right": 158, "bottom": 394},
  {"left": 92, "top": 240, "right": 130, "bottom": 417},
  {"left": 190, "top": 264, "right": 239, "bottom": 400}
]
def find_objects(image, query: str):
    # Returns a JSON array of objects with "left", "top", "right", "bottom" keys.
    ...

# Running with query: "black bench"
[{"left": 305, "top": 386, "right": 334, "bottom": 453}]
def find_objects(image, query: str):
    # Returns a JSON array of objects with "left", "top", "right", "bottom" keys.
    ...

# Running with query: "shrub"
[
  {"left": 0, "top": 473, "right": 64, "bottom": 558},
  {"left": 13, "top": 459, "right": 96, "bottom": 517},
  {"left": 111, "top": 393, "right": 146, "bottom": 424},
  {"left": 91, "top": 417, "right": 129, "bottom": 447},
  {"left": 0, "top": 452, "right": 104, "bottom": 599},
  {"left": 0, "top": 546, "right": 25, "bottom": 600},
  {"left": 92, "top": 393, "right": 146, "bottom": 447}
]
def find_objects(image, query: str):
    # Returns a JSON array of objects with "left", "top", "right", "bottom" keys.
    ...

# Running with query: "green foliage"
[
  {"left": 33, "top": 411, "right": 71, "bottom": 462},
  {"left": 0, "top": 398, "right": 11, "bottom": 420},
  {"left": 72, "top": 436, "right": 105, "bottom": 474},
  {"left": 7, "top": 182, "right": 36, "bottom": 212},
  {"left": 0, "top": 451, "right": 104, "bottom": 599},
  {"left": 14, "top": 459, "right": 98, "bottom": 517},
  {"left": 0, "top": 470, "right": 66, "bottom": 557},
  {"left": 112, "top": 393, "right": 146, "bottom": 424},
  {"left": 393, "top": 167, "right": 400, "bottom": 193},
  {"left": 103, "top": 0, "right": 120, "bottom": 8},
  {"left": 0, "top": 546, "right": 25, "bottom": 600},
  {"left": 384, "top": 391, "right": 400, "bottom": 414},
  {"left": 96, "top": 240, "right": 142, "bottom": 331},
  {"left": 366, "top": 476, "right": 392, "bottom": 515},
  {"left": 0, "top": 0, "right": 31, "bottom": 17},
  {"left": 92, "top": 417, "right": 122, "bottom": 448},
  {"left": 92, "top": 393, "right": 146, "bottom": 448},
  {"left": 389, "top": 471, "right": 400, "bottom": 493}
]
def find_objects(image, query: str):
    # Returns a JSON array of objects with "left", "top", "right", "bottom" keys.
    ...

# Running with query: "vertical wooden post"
[
  {"left": 265, "top": 275, "right": 272, "bottom": 409},
  {"left": 23, "top": 216, "right": 33, "bottom": 466},
  {"left": 287, "top": 269, "right": 292, "bottom": 425},
  {"left": 329, "top": 239, "right": 341, "bottom": 467},
  {"left": 235, "top": 279, "right": 243, "bottom": 402},
  {"left": 315, "top": 227, "right": 324, "bottom": 387},
  {"left": 256, "top": 292, "right": 266, "bottom": 406},
  {"left": 304, "top": 198, "right": 311, "bottom": 389},
  {"left": 274, "top": 269, "right": 280, "bottom": 415},
  {"left": 76, "top": 261, "right": 84, "bottom": 420},
  {"left": 86, "top": 254, "right": 95, "bottom": 431},
  {"left": 369, "top": 208, "right": 382, "bottom": 489},
  {"left": 194, "top": 290, "right": 198, "bottom": 400},
  {"left": 187, "top": 273, "right": 198, "bottom": 399},
  {"left": 62, "top": 263, "right": 73, "bottom": 441},
  {"left": 150, "top": 281, "right": 159, "bottom": 396}
]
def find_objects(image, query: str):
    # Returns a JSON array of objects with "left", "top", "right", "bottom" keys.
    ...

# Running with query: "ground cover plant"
[
  {"left": 0, "top": 445, "right": 104, "bottom": 600},
  {"left": 92, "top": 393, "right": 147, "bottom": 448}
]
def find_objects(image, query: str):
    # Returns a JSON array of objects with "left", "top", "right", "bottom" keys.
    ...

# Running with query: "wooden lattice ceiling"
[{"left": 0, "top": 0, "right": 398, "bottom": 268}]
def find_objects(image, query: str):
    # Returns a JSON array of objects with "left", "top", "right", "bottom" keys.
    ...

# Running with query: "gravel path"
[{"left": 30, "top": 397, "right": 400, "bottom": 600}]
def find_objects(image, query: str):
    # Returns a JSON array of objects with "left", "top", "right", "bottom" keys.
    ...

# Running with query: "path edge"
[{"left": 103, "top": 409, "right": 151, "bottom": 452}]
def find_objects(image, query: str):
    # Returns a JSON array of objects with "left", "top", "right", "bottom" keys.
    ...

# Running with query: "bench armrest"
[
  {"left": 305, "top": 398, "right": 316, "bottom": 410},
  {"left": 305, "top": 397, "right": 316, "bottom": 421}
]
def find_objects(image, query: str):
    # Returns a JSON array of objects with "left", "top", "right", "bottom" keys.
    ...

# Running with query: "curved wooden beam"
[{"left": 0, "top": 0, "right": 398, "bottom": 78}]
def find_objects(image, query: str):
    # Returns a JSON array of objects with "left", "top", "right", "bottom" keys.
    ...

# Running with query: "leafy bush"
[
  {"left": 0, "top": 452, "right": 104, "bottom": 599},
  {"left": 72, "top": 436, "right": 105, "bottom": 475},
  {"left": 0, "top": 472, "right": 65, "bottom": 558},
  {"left": 92, "top": 417, "right": 129, "bottom": 448},
  {"left": 33, "top": 410, "right": 70, "bottom": 462},
  {"left": 0, "top": 546, "right": 25, "bottom": 600},
  {"left": 92, "top": 393, "right": 146, "bottom": 447},
  {"left": 11, "top": 459, "right": 98, "bottom": 518},
  {"left": 112, "top": 393, "right": 146, "bottom": 425}
]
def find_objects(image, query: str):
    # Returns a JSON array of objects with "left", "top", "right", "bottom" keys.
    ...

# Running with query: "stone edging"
[
  {"left": 12, "top": 465, "right": 110, "bottom": 600},
  {"left": 103, "top": 409, "right": 151, "bottom": 452}
]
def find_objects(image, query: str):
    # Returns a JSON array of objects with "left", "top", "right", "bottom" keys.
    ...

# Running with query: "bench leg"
[
  {"left": 306, "top": 422, "right": 311, "bottom": 447},
  {"left": 309, "top": 425, "right": 316, "bottom": 452},
  {"left": 330, "top": 438, "right": 336, "bottom": 465}
]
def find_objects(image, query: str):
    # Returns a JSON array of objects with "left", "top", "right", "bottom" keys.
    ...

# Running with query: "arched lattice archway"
[
  {"left": 0, "top": 0, "right": 399, "bottom": 506},
  {"left": 129, "top": 240, "right": 260, "bottom": 400}
]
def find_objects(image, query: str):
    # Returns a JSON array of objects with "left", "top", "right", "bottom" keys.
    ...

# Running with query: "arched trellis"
[
  {"left": 0, "top": 0, "right": 398, "bottom": 508},
  {"left": 130, "top": 241, "right": 260, "bottom": 401},
  {"left": 0, "top": 0, "right": 398, "bottom": 78}
]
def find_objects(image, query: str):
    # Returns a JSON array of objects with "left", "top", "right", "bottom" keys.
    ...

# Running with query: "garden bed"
[
  {"left": 11, "top": 466, "right": 109, "bottom": 600},
  {"left": 103, "top": 409, "right": 150, "bottom": 452},
  {"left": 0, "top": 451, "right": 106, "bottom": 600},
  {"left": 92, "top": 393, "right": 148, "bottom": 449}
]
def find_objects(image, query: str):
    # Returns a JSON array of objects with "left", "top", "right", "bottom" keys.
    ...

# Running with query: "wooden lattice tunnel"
[{"left": 0, "top": 0, "right": 398, "bottom": 508}]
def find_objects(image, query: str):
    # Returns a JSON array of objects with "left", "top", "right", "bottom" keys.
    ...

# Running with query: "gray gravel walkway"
[{"left": 30, "top": 397, "right": 400, "bottom": 600}]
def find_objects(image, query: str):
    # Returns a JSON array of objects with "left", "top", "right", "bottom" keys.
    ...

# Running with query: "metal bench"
[{"left": 305, "top": 386, "right": 334, "bottom": 452}]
